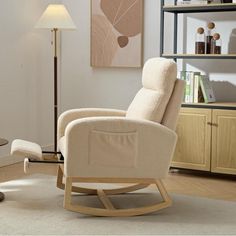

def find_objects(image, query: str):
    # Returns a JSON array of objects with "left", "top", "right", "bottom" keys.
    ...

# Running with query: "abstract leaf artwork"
[{"left": 91, "top": 0, "right": 143, "bottom": 67}]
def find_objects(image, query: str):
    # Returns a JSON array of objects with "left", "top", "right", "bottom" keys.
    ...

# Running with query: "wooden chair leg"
[
  {"left": 64, "top": 177, "right": 73, "bottom": 210},
  {"left": 63, "top": 178, "right": 172, "bottom": 217},
  {"left": 56, "top": 165, "right": 64, "bottom": 190},
  {"left": 156, "top": 179, "right": 172, "bottom": 206}
]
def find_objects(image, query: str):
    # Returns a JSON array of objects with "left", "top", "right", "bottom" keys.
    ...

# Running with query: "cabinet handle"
[{"left": 207, "top": 122, "right": 218, "bottom": 127}]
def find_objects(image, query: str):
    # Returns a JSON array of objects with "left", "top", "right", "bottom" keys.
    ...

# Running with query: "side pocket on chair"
[{"left": 89, "top": 130, "right": 138, "bottom": 168}]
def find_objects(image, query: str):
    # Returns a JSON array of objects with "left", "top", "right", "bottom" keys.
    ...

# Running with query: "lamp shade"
[{"left": 35, "top": 4, "right": 76, "bottom": 30}]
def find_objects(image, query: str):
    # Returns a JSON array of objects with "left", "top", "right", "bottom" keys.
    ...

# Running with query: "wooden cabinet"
[
  {"left": 211, "top": 109, "right": 236, "bottom": 175},
  {"left": 172, "top": 108, "right": 211, "bottom": 171},
  {"left": 172, "top": 104, "right": 236, "bottom": 175}
]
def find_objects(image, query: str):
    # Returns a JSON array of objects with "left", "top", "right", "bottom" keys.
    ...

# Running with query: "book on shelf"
[
  {"left": 180, "top": 71, "right": 199, "bottom": 103},
  {"left": 180, "top": 71, "right": 190, "bottom": 103},
  {"left": 191, "top": 72, "right": 201, "bottom": 103},
  {"left": 180, "top": 71, "right": 215, "bottom": 103},
  {"left": 185, "top": 71, "right": 192, "bottom": 103}
]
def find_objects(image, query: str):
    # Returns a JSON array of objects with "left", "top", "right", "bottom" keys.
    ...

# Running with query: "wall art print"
[{"left": 91, "top": 0, "right": 143, "bottom": 68}]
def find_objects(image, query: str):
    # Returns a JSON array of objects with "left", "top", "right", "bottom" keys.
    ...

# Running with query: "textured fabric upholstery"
[
  {"left": 57, "top": 57, "right": 183, "bottom": 179},
  {"left": 11, "top": 57, "right": 184, "bottom": 181},
  {"left": 126, "top": 58, "right": 177, "bottom": 123},
  {"left": 59, "top": 117, "right": 177, "bottom": 178},
  {"left": 11, "top": 139, "right": 43, "bottom": 160},
  {"left": 161, "top": 79, "right": 185, "bottom": 130},
  {"left": 58, "top": 108, "right": 126, "bottom": 139}
]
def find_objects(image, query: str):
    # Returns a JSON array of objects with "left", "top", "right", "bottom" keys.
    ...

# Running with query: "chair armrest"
[
  {"left": 58, "top": 108, "right": 126, "bottom": 139},
  {"left": 63, "top": 117, "right": 177, "bottom": 179}
]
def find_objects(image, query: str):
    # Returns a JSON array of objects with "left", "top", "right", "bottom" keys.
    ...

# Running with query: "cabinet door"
[
  {"left": 211, "top": 109, "right": 236, "bottom": 175},
  {"left": 172, "top": 108, "right": 211, "bottom": 171}
]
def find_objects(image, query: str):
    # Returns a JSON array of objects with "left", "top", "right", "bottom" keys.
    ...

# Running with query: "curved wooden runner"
[{"left": 57, "top": 165, "right": 172, "bottom": 217}]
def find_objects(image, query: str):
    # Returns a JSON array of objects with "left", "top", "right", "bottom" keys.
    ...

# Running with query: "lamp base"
[{"left": 0, "top": 192, "right": 5, "bottom": 202}]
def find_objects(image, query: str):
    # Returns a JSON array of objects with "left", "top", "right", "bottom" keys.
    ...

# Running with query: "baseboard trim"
[{"left": 0, "top": 155, "right": 24, "bottom": 168}]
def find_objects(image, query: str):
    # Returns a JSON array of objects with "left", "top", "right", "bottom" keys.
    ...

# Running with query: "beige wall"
[
  {"left": 60, "top": 0, "right": 236, "bottom": 115},
  {"left": 60, "top": 0, "right": 165, "bottom": 111},
  {"left": 0, "top": 0, "right": 61, "bottom": 164}
]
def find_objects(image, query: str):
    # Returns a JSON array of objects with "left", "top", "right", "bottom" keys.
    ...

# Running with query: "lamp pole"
[
  {"left": 35, "top": 4, "right": 76, "bottom": 153},
  {"left": 53, "top": 28, "right": 58, "bottom": 153}
]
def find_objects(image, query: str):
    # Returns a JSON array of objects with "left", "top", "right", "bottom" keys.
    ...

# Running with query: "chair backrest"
[
  {"left": 126, "top": 57, "right": 184, "bottom": 130},
  {"left": 161, "top": 79, "right": 185, "bottom": 130}
]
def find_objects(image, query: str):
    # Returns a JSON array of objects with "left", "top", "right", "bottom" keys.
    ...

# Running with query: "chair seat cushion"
[{"left": 11, "top": 139, "right": 43, "bottom": 160}]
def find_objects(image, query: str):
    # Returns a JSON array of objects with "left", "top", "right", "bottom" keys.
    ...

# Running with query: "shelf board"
[
  {"left": 163, "top": 3, "right": 236, "bottom": 13},
  {"left": 182, "top": 102, "right": 236, "bottom": 110},
  {"left": 162, "top": 54, "right": 236, "bottom": 59}
]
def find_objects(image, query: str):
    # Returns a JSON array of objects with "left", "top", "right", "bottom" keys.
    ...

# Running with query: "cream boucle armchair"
[{"left": 11, "top": 57, "right": 185, "bottom": 216}]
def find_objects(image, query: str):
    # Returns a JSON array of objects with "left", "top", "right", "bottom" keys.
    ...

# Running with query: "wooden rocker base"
[{"left": 56, "top": 165, "right": 172, "bottom": 217}]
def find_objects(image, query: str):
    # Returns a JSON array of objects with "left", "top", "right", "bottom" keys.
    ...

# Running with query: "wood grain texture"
[
  {"left": 97, "top": 189, "right": 115, "bottom": 210},
  {"left": 172, "top": 108, "right": 211, "bottom": 171},
  {"left": 211, "top": 109, "right": 236, "bottom": 175},
  {"left": 63, "top": 176, "right": 172, "bottom": 217}
]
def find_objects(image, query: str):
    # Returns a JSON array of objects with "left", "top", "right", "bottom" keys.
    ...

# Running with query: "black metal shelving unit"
[
  {"left": 160, "top": 1, "right": 236, "bottom": 60},
  {"left": 160, "top": 1, "right": 236, "bottom": 109}
]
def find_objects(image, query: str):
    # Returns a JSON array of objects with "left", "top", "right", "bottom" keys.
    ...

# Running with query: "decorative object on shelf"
[
  {"left": 195, "top": 23, "right": 221, "bottom": 55},
  {"left": 160, "top": 1, "right": 236, "bottom": 59},
  {"left": 206, "top": 22, "right": 215, "bottom": 54},
  {"left": 193, "top": 74, "right": 205, "bottom": 103},
  {"left": 35, "top": 4, "right": 76, "bottom": 153},
  {"left": 199, "top": 75, "right": 216, "bottom": 103},
  {"left": 211, "top": 33, "right": 222, "bottom": 54},
  {"left": 91, "top": 0, "right": 143, "bottom": 68},
  {"left": 195, "top": 27, "right": 206, "bottom": 54}
]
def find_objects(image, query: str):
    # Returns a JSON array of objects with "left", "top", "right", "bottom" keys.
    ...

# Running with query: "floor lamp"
[{"left": 35, "top": 4, "right": 76, "bottom": 153}]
